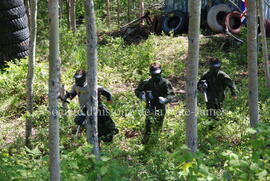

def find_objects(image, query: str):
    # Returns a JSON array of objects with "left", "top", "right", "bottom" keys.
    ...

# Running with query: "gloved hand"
[
  {"left": 141, "top": 92, "right": 147, "bottom": 101},
  {"left": 146, "top": 91, "right": 154, "bottom": 100},
  {"left": 158, "top": 96, "right": 167, "bottom": 104}
]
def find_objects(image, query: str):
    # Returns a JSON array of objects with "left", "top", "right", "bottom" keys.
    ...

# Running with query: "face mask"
[
  {"left": 75, "top": 77, "right": 86, "bottom": 87},
  {"left": 151, "top": 74, "right": 161, "bottom": 81},
  {"left": 210, "top": 67, "right": 220, "bottom": 74}
]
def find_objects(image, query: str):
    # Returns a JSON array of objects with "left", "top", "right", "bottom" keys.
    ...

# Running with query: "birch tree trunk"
[
  {"left": 247, "top": 0, "right": 259, "bottom": 127},
  {"left": 67, "top": 0, "right": 71, "bottom": 29},
  {"left": 70, "top": 0, "right": 76, "bottom": 32},
  {"left": 185, "top": 0, "right": 201, "bottom": 152},
  {"left": 85, "top": 0, "right": 100, "bottom": 159},
  {"left": 48, "top": 0, "right": 60, "bottom": 180},
  {"left": 106, "top": 0, "right": 110, "bottom": 28},
  {"left": 25, "top": 0, "right": 38, "bottom": 148},
  {"left": 140, "top": 0, "right": 145, "bottom": 24},
  {"left": 24, "top": 0, "right": 31, "bottom": 20},
  {"left": 127, "top": 0, "right": 131, "bottom": 22},
  {"left": 117, "top": 0, "right": 120, "bottom": 27},
  {"left": 258, "top": 0, "right": 270, "bottom": 88},
  {"left": 59, "top": 0, "right": 64, "bottom": 19}
]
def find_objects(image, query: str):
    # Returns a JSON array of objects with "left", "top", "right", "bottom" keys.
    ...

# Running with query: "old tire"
[
  {"left": 225, "top": 11, "right": 242, "bottom": 34},
  {"left": 0, "top": 50, "right": 29, "bottom": 61},
  {"left": 0, "top": 4, "right": 26, "bottom": 21},
  {"left": 0, "top": 28, "right": 29, "bottom": 45},
  {"left": 0, "top": 14, "right": 28, "bottom": 33},
  {"left": 207, "top": 4, "right": 231, "bottom": 33},
  {"left": 152, "top": 15, "right": 163, "bottom": 35},
  {"left": 0, "top": 0, "right": 24, "bottom": 10},
  {"left": 1, "top": 38, "right": 29, "bottom": 55},
  {"left": 162, "top": 10, "right": 188, "bottom": 35}
]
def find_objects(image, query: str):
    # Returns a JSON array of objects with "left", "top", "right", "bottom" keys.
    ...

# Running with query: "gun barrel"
[
  {"left": 75, "top": 125, "right": 81, "bottom": 136},
  {"left": 203, "top": 91, "right": 208, "bottom": 102}
]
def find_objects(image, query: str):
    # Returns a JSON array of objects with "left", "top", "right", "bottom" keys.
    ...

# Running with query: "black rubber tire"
[
  {"left": 0, "top": 38, "right": 29, "bottom": 55},
  {"left": 0, "top": 49, "right": 29, "bottom": 61},
  {"left": 207, "top": 4, "right": 231, "bottom": 33},
  {"left": 0, "top": 0, "right": 24, "bottom": 10},
  {"left": 0, "top": 14, "right": 28, "bottom": 33},
  {"left": 225, "top": 11, "right": 241, "bottom": 34},
  {"left": 0, "top": 4, "right": 26, "bottom": 21},
  {"left": 0, "top": 28, "right": 29, "bottom": 45},
  {"left": 162, "top": 10, "right": 188, "bottom": 35},
  {"left": 16, "top": 50, "right": 29, "bottom": 59}
]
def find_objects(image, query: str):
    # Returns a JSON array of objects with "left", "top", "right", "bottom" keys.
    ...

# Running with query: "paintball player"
[
  {"left": 197, "top": 58, "right": 237, "bottom": 117},
  {"left": 63, "top": 70, "right": 118, "bottom": 142},
  {"left": 135, "top": 62, "right": 175, "bottom": 144}
]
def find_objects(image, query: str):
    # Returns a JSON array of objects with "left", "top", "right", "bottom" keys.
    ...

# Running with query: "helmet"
[
  {"left": 209, "top": 57, "right": 221, "bottom": 68},
  {"left": 209, "top": 58, "right": 221, "bottom": 74},
  {"left": 74, "top": 70, "right": 86, "bottom": 87},
  {"left": 149, "top": 62, "right": 162, "bottom": 75}
]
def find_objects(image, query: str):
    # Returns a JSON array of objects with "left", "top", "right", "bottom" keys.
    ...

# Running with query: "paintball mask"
[
  {"left": 74, "top": 70, "right": 86, "bottom": 87},
  {"left": 209, "top": 58, "right": 221, "bottom": 74},
  {"left": 150, "top": 66, "right": 162, "bottom": 82}
]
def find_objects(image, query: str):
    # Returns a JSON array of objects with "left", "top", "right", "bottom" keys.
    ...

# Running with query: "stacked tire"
[
  {"left": 207, "top": 4, "right": 242, "bottom": 34},
  {"left": 0, "top": 0, "right": 29, "bottom": 62},
  {"left": 162, "top": 10, "right": 188, "bottom": 35}
]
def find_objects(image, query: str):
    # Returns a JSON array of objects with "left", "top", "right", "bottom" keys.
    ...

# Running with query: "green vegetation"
[{"left": 1, "top": 3, "right": 270, "bottom": 180}]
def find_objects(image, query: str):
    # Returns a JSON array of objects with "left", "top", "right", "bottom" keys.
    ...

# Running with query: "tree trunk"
[
  {"left": 258, "top": 0, "right": 270, "bottom": 88},
  {"left": 24, "top": 0, "right": 31, "bottom": 21},
  {"left": 127, "top": 0, "right": 131, "bottom": 22},
  {"left": 185, "top": 0, "right": 201, "bottom": 152},
  {"left": 247, "top": 0, "right": 259, "bottom": 127},
  {"left": 48, "top": 0, "right": 61, "bottom": 180},
  {"left": 140, "top": 0, "right": 145, "bottom": 24},
  {"left": 67, "top": 0, "right": 71, "bottom": 29},
  {"left": 59, "top": 0, "right": 64, "bottom": 19},
  {"left": 85, "top": 0, "right": 100, "bottom": 159},
  {"left": 70, "top": 0, "right": 76, "bottom": 32},
  {"left": 106, "top": 0, "right": 110, "bottom": 28},
  {"left": 25, "top": 0, "right": 38, "bottom": 148},
  {"left": 117, "top": 0, "right": 120, "bottom": 27}
]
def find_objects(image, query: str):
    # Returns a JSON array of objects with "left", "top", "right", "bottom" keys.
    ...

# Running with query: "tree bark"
[
  {"left": 24, "top": 0, "right": 31, "bottom": 21},
  {"left": 25, "top": 0, "right": 38, "bottom": 148},
  {"left": 70, "top": 0, "right": 76, "bottom": 32},
  {"left": 258, "top": 0, "right": 270, "bottom": 88},
  {"left": 106, "top": 0, "right": 110, "bottom": 28},
  {"left": 67, "top": 0, "right": 71, "bottom": 29},
  {"left": 117, "top": 0, "right": 120, "bottom": 27},
  {"left": 140, "top": 0, "right": 145, "bottom": 24},
  {"left": 48, "top": 0, "right": 61, "bottom": 180},
  {"left": 247, "top": 0, "right": 259, "bottom": 127},
  {"left": 185, "top": 0, "right": 201, "bottom": 152},
  {"left": 127, "top": 0, "right": 131, "bottom": 22},
  {"left": 85, "top": 0, "right": 100, "bottom": 159}
]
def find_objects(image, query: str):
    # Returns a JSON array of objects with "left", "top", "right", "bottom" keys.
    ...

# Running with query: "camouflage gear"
[
  {"left": 198, "top": 69, "right": 237, "bottom": 116},
  {"left": 135, "top": 77, "right": 175, "bottom": 144},
  {"left": 65, "top": 84, "right": 118, "bottom": 142}
]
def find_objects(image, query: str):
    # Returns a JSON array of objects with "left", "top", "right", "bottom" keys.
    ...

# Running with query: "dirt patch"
[
  {"left": 168, "top": 75, "right": 186, "bottom": 94},
  {"left": 0, "top": 118, "right": 25, "bottom": 149},
  {"left": 99, "top": 24, "right": 152, "bottom": 45}
]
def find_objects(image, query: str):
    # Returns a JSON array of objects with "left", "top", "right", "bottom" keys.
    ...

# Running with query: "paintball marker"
[
  {"left": 145, "top": 90, "right": 154, "bottom": 107},
  {"left": 199, "top": 80, "right": 208, "bottom": 103},
  {"left": 59, "top": 85, "right": 70, "bottom": 104}
]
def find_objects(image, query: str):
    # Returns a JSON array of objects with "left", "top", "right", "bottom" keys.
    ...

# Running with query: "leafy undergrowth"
[{"left": 0, "top": 27, "right": 270, "bottom": 180}]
